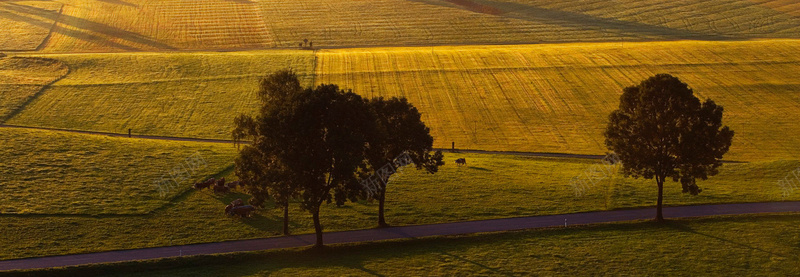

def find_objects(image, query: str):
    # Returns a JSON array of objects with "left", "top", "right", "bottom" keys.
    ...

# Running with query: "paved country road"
[{"left": 1, "top": 201, "right": 797, "bottom": 271}]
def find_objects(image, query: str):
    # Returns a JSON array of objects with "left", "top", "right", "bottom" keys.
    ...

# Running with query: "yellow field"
[
  {"left": 38, "top": 0, "right": 273, "bottom": 52},
  {"left": 0, "top": 0, "right": 62, "bottom": 51},
  {"left": 7, "top": 50, "right": 314, "bottom": 137},
  {"left": 0, "top": 56, "right": 68, "bottom": 120},
  {"left": 3, "top": 0, "right": 800, "bottom": 52},
  {"left": 5, "top": 41, "right": 800, "bottom": 162},
  {"left": 315, "top": 40, "right": 800, "bottom": 162}
]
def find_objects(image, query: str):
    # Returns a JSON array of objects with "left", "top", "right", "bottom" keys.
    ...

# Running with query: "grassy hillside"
[
  {"left": 12, "top": 214, "right": 800, "bottom": 276},
  {"left": 0, "top": 128, "right": 237, "bottom": 214},
  {"left": 316, "top": 39, "right": 800, "bottom": 162},
  {"left": 0, "top": 1, "right": 62, "bottom": 51},
  {"left": 0, "top": 56, "right": 68, "bottom": 121},
  {"left": 1, "top": 128, "right": 798, "bottom": 260},
  {"left": 4, "top": 0, "right": 800, "bottom": 52},
  {"left": 8, "top": 41, "right": 800, "bottom": 161},
  {"left": 7, "top": 51, "right": 314, "bottom": 138}
]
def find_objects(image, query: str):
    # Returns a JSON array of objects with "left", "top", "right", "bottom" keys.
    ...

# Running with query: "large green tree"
[
  {"left": 235, "top": 70, "right": 374, "bottom": 247},
  {"left": 363, "top": 97, "right": 444, "bottom": 227},
  {"left": 289, "top": 84, "right": 374, "bottom": 247},
  {"left": 604, "top": 74, "right": 734, "bottom": 222},
  {"left": 233, "top": 70, "right": 303, "bottom": 235}
]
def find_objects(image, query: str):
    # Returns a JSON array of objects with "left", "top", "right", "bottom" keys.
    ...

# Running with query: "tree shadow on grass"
[
  {"left": 408, "top": 0, "right": 731, "bottom": 41},
  {"left": 2, "top": 2, "right": 175, "bottom": 51},
  {"left": 439, "top": 251, "right": 515, "bottom": 276},
  {"left": 664, "top": 220, "right": 794, "bottom": 259}
]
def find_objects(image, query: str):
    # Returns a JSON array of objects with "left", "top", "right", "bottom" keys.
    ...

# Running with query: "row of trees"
[
  {"left": 232, "top": 71, "right": 735, "bottom": 247},
  {"left": 232, "top": 70, "right": 443, "bottom": 247}
]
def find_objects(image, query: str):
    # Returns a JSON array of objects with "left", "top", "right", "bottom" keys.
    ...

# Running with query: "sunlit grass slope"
[
  {"left": 0, "top": 56, "right": 68, "bottom": 120},
  {"left": 0, "top": 128, "right": 237, "bottom": 214},
  {"left": 52, "top": 214, "right": 800, "bottom": 277},
  {"left": 7, "top": 50, "right": 314, "bottom": 138},
  {"left": 316, "top": 40, "right": 800, "bottom": 162},
  {"left": 0, "top": 1, "right": 62, "bottom": 51},
  {"left": 6, "top": 0, "right": 800, "bottom": 52},
  {"left": 256, "top": 0, "right": 800, "bottom": 48},
  {"left": 37, "top": 0, "right": 272, "bottom": 52},
  {"left": 1, "top": 148, "right": 797, "bottom": 260}
]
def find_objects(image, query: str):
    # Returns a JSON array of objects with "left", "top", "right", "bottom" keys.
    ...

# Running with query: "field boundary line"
[
  {"left": 0, "top": 65, "right": 70, "bottom": 124},
  {"left": 0, "top": 124, "right": 748, "bottom": 162},
  {"left": 0, "top": 201, "right": 797, "bottom": 271},
  {"left": 33, "top": 3, "right": 64, "bottom": 52}
]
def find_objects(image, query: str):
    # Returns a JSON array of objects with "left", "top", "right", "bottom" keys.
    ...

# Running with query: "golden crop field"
[
  {"left": 0, "top": 0, "right": 62, "bottom": 50},
  {"left": 0, "top": 56, "right": 68, "bottom": 120},
  {"left": 3, "top": 0, "right": 800, "bottom": 52},
  {"left": 31, "top": 0, "right": 273, "bottom": 52},
  {"left": 0, "top": 127, "right": 238, "bottom": 214},
  {"left": 315, "top": 40, "right": 800, "bottom": 162},
  {"left": 7, "top": 50, "right": 314, "bottom": 137}
]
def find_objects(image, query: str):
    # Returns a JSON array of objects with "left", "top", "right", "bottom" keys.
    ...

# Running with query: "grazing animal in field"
[
  {"left": 225, "top": 180, "right": 242, "bottom": 189},
  {"left": 229, "top": 205, "right": 256, "bottom": 217},
  {"left": 193, "top": 178, "right": 215, "bottom": 190},
  {"left": 213, "top": 184, "right": 230, "bottom": 194},
  {"left": 231, "top": 198, "right": 244, "bottom": 207},
  {"left": 455, "top": 158, "right": 467, "bottom": 166}
]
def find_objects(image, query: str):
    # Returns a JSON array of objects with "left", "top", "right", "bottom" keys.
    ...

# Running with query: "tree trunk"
[
  {"left": 656, "top": 177, "right": 665, "bottom": 222},
  {"left": 282, "top": 201, "right": 290, "bottom": 235},
  {"left": 312, "top": 210, "right": 323, "bottom": 248},
  {"left": 378, "top": 187, "right": 389, "bottom": 227}
]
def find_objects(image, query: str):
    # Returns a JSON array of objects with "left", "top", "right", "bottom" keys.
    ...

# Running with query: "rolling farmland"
[
  {"left": 0, "top": 1, "right": 62, "bottom": 51},
  {"left": 0, "top": 56, "right": 68, "bottom": 121},
  {"left": 0, "top": 127, "right": 237, "bottom": 214},
  {"left": 7, "top": 50, "right": 314, "bottom": 138},
  {"left": 2, "top": 0, "right": 800, "bottom": 52},
  {"left": 0, "top": 141, "right": 797, "bottom": 260},
  {"left": 2, "top": 0, "right": 800, "bottom": 270},
  {"left": 316, "top": 40, "right": 800, "bottom": 161}
]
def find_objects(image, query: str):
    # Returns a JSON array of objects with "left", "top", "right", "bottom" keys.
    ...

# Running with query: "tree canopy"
[
  {"left": 363, "top": 97, "right": 444, "bottom": 227},
  {"left": 604, "top": 73, "right": 734, "bottom": 221}
]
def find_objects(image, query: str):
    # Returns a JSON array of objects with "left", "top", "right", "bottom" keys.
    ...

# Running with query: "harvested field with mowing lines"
[
  {"left": 0, "top": 0, "right": 62, "bottom": 51},
  {"left": 7, "top": 50, "right": 314, "bottom": 138},
  {"left": 3, "top": 0, "right": 800, "bottom": 52},
  {"left": 256, "top": 0, "right": 800, "bottom": 48},
  {"left": 316, "top": 40, "right": 800, "bottom": 162},
  {"left": 0, "top": 128, "right": 237, "bottom": 214},
  {"left": 0, "top": 56, "right": 68, "bottom": 121},
  {"left": 36, "top": 0, "right": 271, "bottom": 52}
]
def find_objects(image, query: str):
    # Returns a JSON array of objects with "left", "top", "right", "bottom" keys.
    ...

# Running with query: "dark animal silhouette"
[
  {"left": 225, "top": 180, "right": 242, "bottom": 189},
  {"left": 228, "top": 205, "right": 256, "bottom": 217},
  {"left": 455, "top": 158, "right": 467, "bottom": 166},
  {"left": 193, "top": 178, "right": 215, "bottom": 189}
]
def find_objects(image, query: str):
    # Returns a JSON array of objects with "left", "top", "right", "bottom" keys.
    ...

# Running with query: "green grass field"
[
  {"left": 10, "top": 214, "right": 799, "bottom": 276},
  {"left": 1, "top": 127, "right": 798, "bottom": 260},
  {"left": 0, "top": 128, "right": 237, "bottom": 214},
  {"left": 7, "top": 51, "right": 314, "bottom": 138}
]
